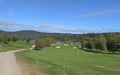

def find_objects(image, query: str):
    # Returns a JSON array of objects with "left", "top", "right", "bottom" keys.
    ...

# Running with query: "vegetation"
[
  {"left": 0, "top": 30, "right": 120, "bottom": 53},
  {"left": 16, "top": 53, "right": 46, "bottom": 75},
  {"left": 0, "top": 30, "right": 119, "bottom": 75},
  {"left": 0, "top": 41, "right": 33, "bottom": 52},
  {"left": 0, "top": 32, "right": 33, "bottom": 52},
  {"left": 0, "top": 33, "right": 9, "bottom": 44},
  {"left": 16, "top": 46, "right": 120, "bottom": 75},
  {"left": 34, "top": 37, "right": 54, "bottom": 50},
  {"left": 81, "top": 33, "right": 120, "bottom": 53}
]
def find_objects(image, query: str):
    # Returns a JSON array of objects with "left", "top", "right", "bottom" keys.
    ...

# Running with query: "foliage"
[
  {"left": 34, "top": 37, "right": 55, "bottom": 50},
  {"left": 95, "top": 34, "right": 107, "bottom": 51},
  {"left": 106, "top": 33, "right": 120, "bottom": 53},
  {"left": 0, "top": 33, "right": 9, "bottom": 44},
  {"left": 34, "top": 38, "right": 45, "bottom": 50},
  {"left": 26, "top": 38, "right": 31, "bottom": 43},
  {"left": 81, "top": 33, "right": 120, "bottom": 53},
  {"left": 0, "top": 30, "right": 120, "bottom": 53}
]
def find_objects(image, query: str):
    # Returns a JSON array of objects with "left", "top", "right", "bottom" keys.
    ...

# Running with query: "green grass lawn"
[
  {"left": 16, "top": 45, "right": 120, "bottom": 75},
  {"left": 0, "top": 41, "right": 33, "bottom": 52}
]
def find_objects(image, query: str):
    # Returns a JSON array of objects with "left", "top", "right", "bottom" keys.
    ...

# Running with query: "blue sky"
[{"left": 0, "top": 0, "right": 120, "bottom": 33}]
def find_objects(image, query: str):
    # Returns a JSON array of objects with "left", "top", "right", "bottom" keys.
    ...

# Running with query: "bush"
[
  {"left": 34, "top": 37, "right": 55, "bottom": 50},
  {"left": 34, "top": 39, "right": 45, "bottom": 50}
]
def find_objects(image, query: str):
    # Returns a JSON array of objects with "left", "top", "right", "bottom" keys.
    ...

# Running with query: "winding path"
[{"left": 0, "top": 49, "right": 25, "bottom": 75}]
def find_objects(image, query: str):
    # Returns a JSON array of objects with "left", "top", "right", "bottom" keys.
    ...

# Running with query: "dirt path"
[{"left": 0, "top": 49, "right": 24, "bottom": 75}]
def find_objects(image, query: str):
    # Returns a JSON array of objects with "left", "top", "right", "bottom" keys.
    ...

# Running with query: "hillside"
[
  {"left": 0, "top": 30, "right": 120, "bottom": 40},
  {"left": 0, "top": 30, "right": 71, "bottom": 39}
]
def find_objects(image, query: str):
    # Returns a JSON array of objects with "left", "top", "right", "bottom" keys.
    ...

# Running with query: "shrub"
[{"left": 34, "top": 38, "right": 45, "bottom": 50}]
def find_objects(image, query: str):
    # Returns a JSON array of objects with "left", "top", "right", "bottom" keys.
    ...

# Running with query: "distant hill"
[
  {"left": 0, "top": 30, "right": 71, "bottom": 39},
  {"left": 0, "top": 30, "right": 119, "bottom": 40},
  {"left": 0, "top": 30, "right": 6, "bottom": 34}
]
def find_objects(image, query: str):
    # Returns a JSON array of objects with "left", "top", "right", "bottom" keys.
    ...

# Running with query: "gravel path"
[{"left": 0, "top": 50, "right": 24, "bottom": 75}]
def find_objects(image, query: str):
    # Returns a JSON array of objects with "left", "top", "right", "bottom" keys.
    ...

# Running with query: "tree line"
[
  {"left": 81, "top": 33, "right": 120, "bottom": 53},
  {"left": 35, "top": 33, "right": 120, "bottom": 54},
  {"left": 0, "top": 32, "right": 28, "bottom": 44},
  {"left": 0, "top": 31, "right": 119, "bottom": 54}
]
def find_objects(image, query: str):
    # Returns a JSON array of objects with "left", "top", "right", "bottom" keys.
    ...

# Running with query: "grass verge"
[{"left": 15, "top": 53, "right": 47, "bottom": 75}]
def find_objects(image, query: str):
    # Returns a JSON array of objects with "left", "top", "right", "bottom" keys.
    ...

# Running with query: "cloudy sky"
[{"left": 0, "top": 0, "right": 120, "bottom": 33}]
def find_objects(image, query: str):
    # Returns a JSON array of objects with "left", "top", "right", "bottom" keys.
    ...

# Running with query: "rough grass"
[
  {"left": 16, "top": 46, "right": 120, "bottom": 75},
  {"left": 16, "top": 53, "right": 47, "bottom": 75},
  {"left": 0, "top": 41, "right": 33, "bottom": 52}
]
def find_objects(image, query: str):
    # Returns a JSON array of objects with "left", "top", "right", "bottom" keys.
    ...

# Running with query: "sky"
[{"left": 0, "top": 0, "right": 120, "bottom": 33}]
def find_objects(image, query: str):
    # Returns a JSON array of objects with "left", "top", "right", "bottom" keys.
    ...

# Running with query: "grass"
[
  {"left": 16, "top": 53, "right": 46, "bottom": 75},
  {"left": 0, "top": 41, "right": 33, "bottom": 52},
  {"left": 16, "top": 45, "right": 120, "bottom": 75}
]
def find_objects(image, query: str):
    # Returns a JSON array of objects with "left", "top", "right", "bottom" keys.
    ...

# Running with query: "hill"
[
  {"left": 0, "top": 30, "right": 120, "bottom": 40},
  {"left": 0, "top": 30, "right": 71, "bottom": 39}
]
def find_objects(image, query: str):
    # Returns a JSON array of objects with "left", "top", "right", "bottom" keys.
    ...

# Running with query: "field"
[
  {"left": 16, "top": 45, "right": 120, "bottom": 75},
  {"left": 0, "top": 41, "right": 33, "bottom": 52}
]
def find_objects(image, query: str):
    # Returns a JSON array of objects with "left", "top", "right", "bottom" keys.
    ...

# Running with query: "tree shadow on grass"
[
  {"left": 82, "top": 49, "right": 102, "bottom": 53},
  {"left": 81, "top": 48, "right": 120, "bottom": 55}
]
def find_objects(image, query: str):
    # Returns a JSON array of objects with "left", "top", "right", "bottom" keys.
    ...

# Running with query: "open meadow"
[{"left": 16, "top": 45, "right": 120, "bottom": 75}]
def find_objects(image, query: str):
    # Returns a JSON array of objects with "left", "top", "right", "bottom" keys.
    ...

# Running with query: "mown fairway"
[{"left": 16, "top": 46, "right": 120, "bottom": 75}]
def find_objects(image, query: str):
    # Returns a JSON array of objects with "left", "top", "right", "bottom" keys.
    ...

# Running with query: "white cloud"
[
  {"left": 8, "top": 11, "right": 14, "bottom": 16},
  {"left": 1, "top": 20, "right": 117, "bottom": 33},
  {"left": 0, "top": 20, "right": 102, "bottom": 33},
  {"left": 81, "top": 8, "right": 120, "bottom": 17},
  {"left": 39, "top": 23, "right": 64, "bottom": 29},
  {"left": 38, "top": 22, "right": 99, "bottom": 33},
  {"left": 0, "top": 20, "right": 36, "bottom": 31}
]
